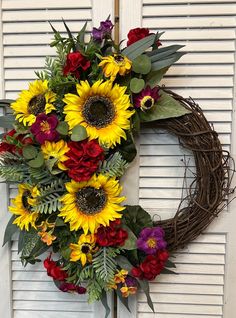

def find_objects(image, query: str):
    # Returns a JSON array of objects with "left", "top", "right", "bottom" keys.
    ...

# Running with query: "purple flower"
[
  {"left": 30, "top": 113, "right": 59, "bottom": 144},
  {"left": 59, "top": 282, "right": 86, "bottom": 294},
  {"left": 133, "top": 86, "right": 160, "bottom": 111},
  {"left": 125, "top": 276, "right": 138, "bottom": 287},
  {"left": 92, "top": 19, "right": 113, "bottom": 42},
  {"left": 137, "top": 227, "right": 167, "bottom": 255}
]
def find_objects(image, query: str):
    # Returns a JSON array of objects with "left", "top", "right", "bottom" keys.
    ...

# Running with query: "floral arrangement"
[{"left": 0, "top": 18, "right": 190, "bottom": 315}]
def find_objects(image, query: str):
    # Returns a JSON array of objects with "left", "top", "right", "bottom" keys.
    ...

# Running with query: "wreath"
[{"left": 0, "top": 18, "right": 231, "bottom": 316}]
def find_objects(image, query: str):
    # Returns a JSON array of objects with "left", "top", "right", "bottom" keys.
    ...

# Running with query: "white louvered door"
[
  {"left": 119, "top": 1, "right": 236, "bottom": 318},
  {"left": 0, "top": 1, "right": 114, "bottom": 318}
]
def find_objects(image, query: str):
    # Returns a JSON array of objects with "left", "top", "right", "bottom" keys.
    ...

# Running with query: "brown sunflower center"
[
  {"left": 114, "top": 54, "right": 124, "bottom": 63},
  {"left": 22, "top": 190, "right": 31, "bottom": 210},
  {"left": 81, "top": 244, "right": 90, "bottom": 254},
  {"left": 28, "top": 94, "right": 46, "bottom": 115},
  {"left": 76, "top": 186, "right": 107, "bottom": 215},
  {"left": 82, "top": 96, "right": 115, "bottom": 128}
]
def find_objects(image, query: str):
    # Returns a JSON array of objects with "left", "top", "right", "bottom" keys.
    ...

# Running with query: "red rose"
[
  {"left": 43, "top": 255, "right": 67, "bottom": 281},
  {"left": 96, "top": 220, "right": 128, "bottom": 247},
  {"left": 63, "top": 52, "right": 90, "bottom": 78},
  {"left": 64, "top": 139, "right": 104, "bottom": 182},
  {"left": 0, "top": 142, "right": 15, "bottom": 153},
  {"left": 127, "top": 27, "right": 162, "bottom": 47}
]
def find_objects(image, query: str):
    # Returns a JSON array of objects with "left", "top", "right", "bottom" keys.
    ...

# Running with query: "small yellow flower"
[
  {"left": 120, "top": 286, "right": 137, "bottom": 298},
  {"left": 114, "top": 269, "right": 128, "bottom": 284},
  {"left": 99, "top": 54, "right": 132, "bottom": 81},
  {"left": 70, "top": 234, "right": 96, "bottom": 266},
  {"left": 41, "top": 140, "right": 69, "bottom": 170},
  {"left": 39, "top": 231, "right": 57, "bottom": 246},
  {"left": 10, "top": 80, "right": 56, "bottom": 126}
]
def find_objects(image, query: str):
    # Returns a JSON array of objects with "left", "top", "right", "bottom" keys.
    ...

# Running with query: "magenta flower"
[
  {"left": 137, "top": 227, "right": 167, "bottom": 255},
  {"left": 92, "top": 19, "right": 113, "bottom": 42},
  {"left": 59, "top": 282, "right": 86, "bottom": 294},
  {"left": 133, "top": 86, "right": 160, "bottom": 111},
  {"left": 30, "top": 113, "right": 59, "bottom": 144}
]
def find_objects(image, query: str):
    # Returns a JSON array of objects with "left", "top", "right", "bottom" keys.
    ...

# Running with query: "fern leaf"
[{"left": 99, "top": 152, "right": 129, "bottom": 178}]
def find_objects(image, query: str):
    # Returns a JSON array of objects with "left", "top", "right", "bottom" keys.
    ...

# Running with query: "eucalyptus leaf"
[
  {"left": 148, "top": 44, "right": 185, "bottom": 62},
  {"left": 122, "top": 34, "right": 155, "bottom": 60},
  {"left": 28, "top": 152, "right": 45, "bottom": 168},
  {"left": 151, "top": 52, "right": 185, "bottom": 72},
  {"left": 71, "top": 125, "right": 87, "bottom": 142},
  {"left": 22, "top": 145, "right": 38, "bottom": 160},
  {"left": 138, "top": 280, "right": 154, "bottom": 312},
  {"left": 116, "top": 289, "right": 131, "bottom": 312},
  {"left": 2, "top": 215, "right": 19, "bottom": 246},
  {"left": 130, "top": 78, "right": 145, "bottom": 94},
  {"left": 56, "top": 121, "right": 69, "bottom": 136},
  {"left": 0, "top": 115, "right": 15, "bottom": 129},
  {"left": 101, "top": 291, "right": 111, "bottom": 318},
  {"left": 122, "top": 225, "right": 137, "bottom": 250},
  {"left": 116, "top": 255, "right": 133, "bottom": 272},
  {"left": 139, "top": 90, "right": 191, "bottom": 122},
  {"left": 132, "top": 55, "right": 152, "bottom": 75}
]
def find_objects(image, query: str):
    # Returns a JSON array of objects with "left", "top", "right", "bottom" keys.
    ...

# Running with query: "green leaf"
[
  {"left": 2, "top": 215, "right": 19, "bottom": 246},
  {"left": 56, "top": 121, "right": 69, "bottom": 135},
  {"left": 130, "top": 78, "right": 145, "bottom": 94},
  {"left": 146, "top": 67, "right": 169, "bottom": 87},
  {"left": 162, "top": 268, "right": 177, "bottom": 275},
  {"left": 0, "top": 115, "right": 15, "bottom": 128},
  {"left": 28, "top": 152, "right": 44, "bottom": 168},
  {"left": 122, "top": 34, "right": 156, "bottom": 60},
  {"left": 132, "top": 55, "right": 152, "bottom": 74},
  {"left": 116, "top": 289, "right": 131, "bottom": 312},
  {"left": 139, "top": 90, "right": 191, "bottom": 122},
  {"left": 71, "top": 124, "right": 87, "bottom": 141},
  {"left": 20, "top": 229, "right": 40, "bottom": 258},
  {"left": 148, "top": 44, "right": 185, "bottom": 62},
  {"left": 122, "top": 225, "right": 137, "bottom": 250},
  {"left": 61, "top": 247, "right": 71, "bottom": 260},
  {"left": 165, "top": 259, "right": 176, "bottom": 268},
  {"left": 151, "top": 52, "right": 185, "bottom": 72},
  {"left": 22, "top": 145, "right": 38, "bottom": 160},
  {"left": 117, "top": 132, "right": 137, "bottom": 163},
  {"left": 18, "top": 230, "right": 26, "bottom": 253},
  {"left": 55, "top": 217, "right": 66, "bottom": 227},
  {"left": 101, "top": 291, "right": 111, "bottom": 318},
  {"left": 123, "top": 205, "right": 153, "bottom": 236},
  {"left": 131, "top": 111, "right": 140, "bottom": 134},
  {"left": 116, "top": 255, "right": 133, "bottom": 272},
  {"left": 45, "top": 158, "right": 58, "bottom": 173},
  {"left": 62, "top": 18, "right": 76, "bottom": 52},
  {"left": 138, "top": 280, "right": 154, "bottom": 312}
]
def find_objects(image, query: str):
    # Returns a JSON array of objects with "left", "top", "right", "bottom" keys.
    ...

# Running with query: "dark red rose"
[
  {"left": 131, "top": 249, "right": 169, "bottom": 281},
  {"left": 43, "top": 255, "right": 67, "bottom": 281},
  {"left": 0, "top": 142, "right": 15, "bottom": 153},
  {"left": 127, "top": 27, "right": 162, "bottom": 47},
  {"left": 96, "top": 220, "right": 128, "bottom": 247},
  {"left": 64, "top": 139, "right": 104, "bottom": 182},
  {"left": 63, "top": 52, "right": 91, "bottom": 78}
]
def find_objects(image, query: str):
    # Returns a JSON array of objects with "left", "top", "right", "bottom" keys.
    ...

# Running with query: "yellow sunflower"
[
  {"left": 41, "top": 140, "right": 70, "bottom": 170},
  {"left": 9, "top": 184, "right": 40, "bottom": 231},
  {"left": 63, "top": 80, "right": 134, "bottom": 148},
  {"left": 99, "top": 54, "right": 132, "bottom": 81},
  {"left": 70, "top": 234, "right": 96, "bottom": 266},
  {"left": 11, "top": 80, "right": 56, "bottom": 126},
  {"left": 58, "top": 174, "right": 125, "bottom": 234}
]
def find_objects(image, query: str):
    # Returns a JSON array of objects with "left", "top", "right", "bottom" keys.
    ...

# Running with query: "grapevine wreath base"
[
  {"left": 0, "top": 18, "right": 233, "bottom": 316},
  {"left": 151, "top": 89, "right": 232, "bottom": 251}
]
